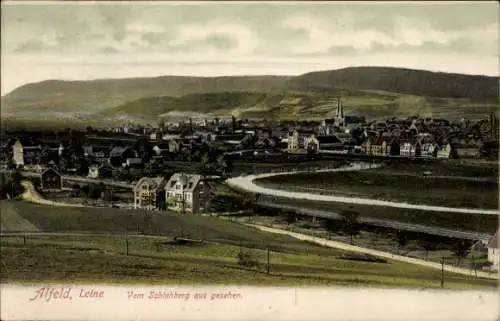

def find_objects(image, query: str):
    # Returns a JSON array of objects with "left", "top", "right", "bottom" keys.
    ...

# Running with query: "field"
[
  {"left": 254, "top": 162, "right": 499, "bottom": 210},
  {"left": 0, "top": 201, "right": 496, "bottom": 288},
  {"left": 232, "top": 215, "right": 493, "bottom": 269}
]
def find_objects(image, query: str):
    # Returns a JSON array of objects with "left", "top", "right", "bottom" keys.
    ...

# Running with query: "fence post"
[
  {"left": 126, "top": 231, "right": 129, "bottom": 256},
  {"left": 471, "top": 253, "right": 478, "bottom": 279},
  {"left": 267, "top": 248, "right": 270, "bottom": 275},
  {"left": 440, "top": 257, "right": 445, "bottom": 288}
]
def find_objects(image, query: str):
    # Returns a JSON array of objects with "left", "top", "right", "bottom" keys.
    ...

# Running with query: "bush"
[{"left": 237, "top": 249, "right": 260, "bottom": 268}]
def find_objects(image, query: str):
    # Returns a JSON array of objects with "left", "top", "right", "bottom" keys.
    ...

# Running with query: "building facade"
[
  {"left": 40, "top": 168, "right": 62, "bottom": 191},
  {"left": 133, "top": 176, "right": 166, "bottom": 210},
  {"left": 165, "top": 173, "right": 213, "bottom": 214},
  {"left": 487, "top": 232, "right": 499, "bottom": 271}
]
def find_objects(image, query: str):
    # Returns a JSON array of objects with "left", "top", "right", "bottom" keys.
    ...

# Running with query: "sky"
[{"left": 1, "top": 1, "right": 499, "bottom": 95}]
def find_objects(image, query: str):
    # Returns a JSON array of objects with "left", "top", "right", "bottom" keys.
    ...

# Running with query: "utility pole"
[
  {"left": 267, "top": 248, "right": 270, "bottom": 275},
  {"left": 440, "top": 257, "right": 445, "bottom": 288},
  {"left": 471, "top": 253, "right": 478, "bottom": 278},
  {"left": 126, "top": 231, "right": 129, "bottom": 256}
]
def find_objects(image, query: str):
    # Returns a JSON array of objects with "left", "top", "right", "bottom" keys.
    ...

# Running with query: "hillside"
[
  {"left": 103, "top": 90, "right": 498, "bottom": 121},
  {"left": 288, "top": 67, "right": 499, "bottom": 100},
  {"left": 2, "top": 66, "right": 498, "bottom": 121},
  {"left": 2, "top": 75, "right": 289, "bottom": 115}
]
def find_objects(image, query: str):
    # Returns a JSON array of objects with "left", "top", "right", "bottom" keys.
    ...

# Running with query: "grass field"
[
  {"left": 1, "top": 233, "right": 496, "bottom": 288},
  {"left": 255, "top": 163, "right": 498, "bottom": 210},
  {"left": 1, "top": 201, "right": 496, "bottom": 288},
  {"left": 233, "top": 215, "right": 493, "bottom": 269}
]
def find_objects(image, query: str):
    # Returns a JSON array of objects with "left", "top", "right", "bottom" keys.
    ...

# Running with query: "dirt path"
[
  {"left": 20, "top": 181, "right": 85, "bottom": 207},
  {"left": 246, "top": 224, "right": 500, "bottom": 280}
]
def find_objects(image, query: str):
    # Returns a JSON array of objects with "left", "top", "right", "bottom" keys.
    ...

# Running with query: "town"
[
  {"left": 1, "top": 4, "right": 500, "bottom": 310},
  {"left": 1, "top": 101, "right": 499, "bottom": 280}
]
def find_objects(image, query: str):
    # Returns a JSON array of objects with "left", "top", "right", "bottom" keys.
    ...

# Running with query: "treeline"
[
  {"left": 0, "top": 171, "right": 25, "bottom": 200},
  {"left": 290, "top": 67, "right": 499, "bottom": 101}
]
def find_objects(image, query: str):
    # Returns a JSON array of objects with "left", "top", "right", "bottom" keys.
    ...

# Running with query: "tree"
[
  {"left": 417, "top": 237, "right": 440, "bottom": 261},
  {"left": 395, "top": 229, "right": 410, "bottom": 254},
  {"left": 102, "top": 189, "right": 114, "bottom": 202},
  {"left": 451, "top": 239, "right": 471, "bottom": 267},
  {"left": 215, "top": 155, "right": 228, "bottom": 177},
  {"left": 88, "top": 183, "right": 103, "bottom": 199},
  {"left": 0, "top": 171, "right": 24, "bottom": 200},
  {"left": 75, "top": 157, "right": 89, "bottom": 176},
  {"left": 339, "top": 208, "right": 360, "bottom": 244},
  {"left": 283, "top": 212, "right": 297, "bottom": 225},
  {"left": 135, "top": 138, "right": 153, "bottom": 163},
  {"left": 323, "top": 219, "right": 340, "bottom": 240},
  {"left": 199, "top": 152, "right": 212, "bottom": 174}
]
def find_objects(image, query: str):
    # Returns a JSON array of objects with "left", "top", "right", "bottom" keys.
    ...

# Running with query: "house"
[
  {"left": 304, "top": 134, "right": 320, "bottom": 153},
  {"left": 371, "top": 138, "right": 389, "bottom": 156},
  {"left": 124, "top": 158, "right": 143, "bottom": 168},
  {"left": 388, "top": 138, "right": 400, "bottom": 156},
  {"left": 287, "top": 130, "right": 300, "bottom": 151},
  {"left": 164, "top": 173, "right": 213, "bottom": 214},
  {"left": 362, "top": 137, "right": 389, "bottom": 156},
  {"left": 88, "top": 163, "right": 113, "bottom": 179},
  {"left": 88, "top": 165, "right": 100, "bottom": 178},
  {"left": 40, "top": 168, "right": 62, "bottom": 191},
  {"left": 418, "top": 134, "right": 436, "bottom": 158},
  {"left": 12, "top": 139, "right": 42, "bottom": 168},
  {"left": 487, "top": 231, "right": 499, "bottom": 271},
  {"left": 400, "top": 137, "right": 421, "bottom": 157},
  {"left": 133, "top": 176, "right": 167, "bottom": 210},
  {"left": 109, "top": 147, "right": 137, "bottom": 167},
  {"left": 255, "top": 137, "right": 275, "bottom": 149},
  {"left": 168, "top": 139, "right": 183, "bottom": 154},
  {"left": 436, "top": 143, "right": 451, "bottom": 159},
  {"left": 152, "top": 143, "right": 170, "bottom": 156},
  {"left": 317, "top": 135, "right": 344, "bottom": 151},
  {"left": 455, "top": 146, "right": 481, "bottom": 159}
]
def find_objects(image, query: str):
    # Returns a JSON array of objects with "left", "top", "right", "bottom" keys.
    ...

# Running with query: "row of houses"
[
  {"left": 133, "top": 173, "right": 213, "bottom": 213},
  {"left": 360, "top": 134, "right": 452, "bottom": 159},
  {"left": 36, "top": 167, "right": 214, "bottom": 214},
  {"left": 286, "top": 129, "right": 486, "bottom": 159}
]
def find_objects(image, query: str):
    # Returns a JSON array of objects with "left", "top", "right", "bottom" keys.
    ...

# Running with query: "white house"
[
  {"left": 436, "top": 143, "right": 451, "bottom": 159},
  {"left": 164, "top": 173, "right": 213, "bottom": 214},
  {"left": 88, "top": 165, "right": 100, "bottom": 179},
  {"left": 487, "top": 231, "right": 499, "bottom": 271}
]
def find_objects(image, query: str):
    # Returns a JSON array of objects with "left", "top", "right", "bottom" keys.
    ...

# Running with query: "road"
[
  {"left": 226, "top": 162, "right": 500, "bottom": 216},
  {"left": 20, "top": 181, "right": 86, "bottom": 207},
  {"left": 245, "top": 224, "right": 500, "bottom": 280},
  {"left": 21, "top": 171, "right": 134, "bottom": 189}
]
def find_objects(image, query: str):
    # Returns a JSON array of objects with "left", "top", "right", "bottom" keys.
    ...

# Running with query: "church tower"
[{"left": 335, "top": 96, "right": 345, "bottom": 127}]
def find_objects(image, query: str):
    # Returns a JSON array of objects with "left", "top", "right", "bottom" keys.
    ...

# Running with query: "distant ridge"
[{"left": 2, "top": 66, "right": 498, "bottom": 121}]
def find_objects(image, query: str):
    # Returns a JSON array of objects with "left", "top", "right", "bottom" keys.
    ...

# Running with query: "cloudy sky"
[{"left": 1, "top": 1, "right": 498, "bottom": 95}]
